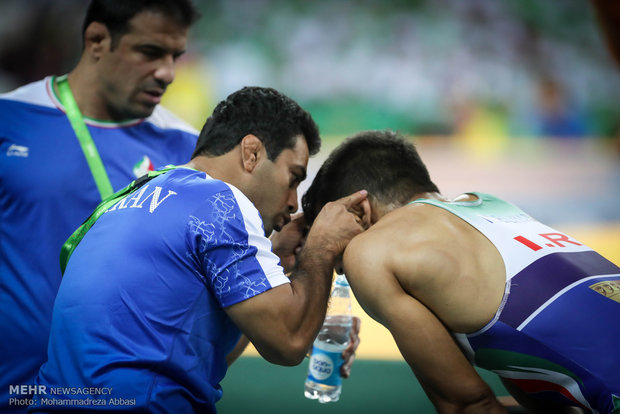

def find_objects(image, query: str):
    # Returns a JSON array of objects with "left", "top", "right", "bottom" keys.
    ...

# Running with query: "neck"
[
  {"left": 373, "top": 191, "right": 444, "bottom": 222},
  {"left": 56, "top": 60, "right": 118, "bottom": 121},
  {"left": 55, "top": 72, "right": 95, "bottom": 120},
  {"left": 182, "top": 153, "right": 246, "bottom": 189}
]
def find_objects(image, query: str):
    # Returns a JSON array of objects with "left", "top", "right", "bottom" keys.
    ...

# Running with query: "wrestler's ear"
[
  {"left": 351, "top": 197, "right": 372, "bottom": 230},
  {"left": 361, "top": 198, "right": 373, "bottom": 229}
]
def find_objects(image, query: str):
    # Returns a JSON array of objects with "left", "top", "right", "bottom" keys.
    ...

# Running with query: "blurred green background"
[{"left": 2, "top": 0, "right": 620, "bottom": 139}]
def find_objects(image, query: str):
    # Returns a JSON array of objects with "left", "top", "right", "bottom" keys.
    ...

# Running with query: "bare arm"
[
  {"left": 343, "top": 235, "right": 506, "bottom": 414},
  {"left": 225, "top": 190, "right": 368, "bottom": 366}
]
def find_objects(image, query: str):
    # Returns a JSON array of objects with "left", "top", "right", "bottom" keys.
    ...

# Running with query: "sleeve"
[{"left": 186, "top": 185, "right": 290, "bottom": 308}]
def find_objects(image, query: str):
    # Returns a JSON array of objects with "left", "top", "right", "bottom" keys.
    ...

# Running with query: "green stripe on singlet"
[{"left": 475, "top": 348, "right": 583, "bottom": 386}]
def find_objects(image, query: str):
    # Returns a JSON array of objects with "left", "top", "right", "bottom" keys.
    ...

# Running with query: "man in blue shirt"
[
  {"left": 0, "top": 2, "right": 199, "bottom": 411},
  {"left": 30, "top": 86, "right": 367, "bottom": 413}
]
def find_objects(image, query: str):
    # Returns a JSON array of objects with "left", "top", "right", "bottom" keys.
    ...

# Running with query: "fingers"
[
  {"left": 340, "top": 190, "right": 368, "bottom": 209},
  {"left": 306, "top": 191, "right": 369, "bottom": 256},
  {"left": 333, "top": 191, "right": 370, "bottom": 230},
  {"left": 290, "top": 211, "right": 304, "bottom": 223},
  {"left": 289, "top": 212, "right": 310, "bottom": 237},
  {"left": 340, "top": 352, "right": 356, "bottom": 379},
  {"left": 275, "top": 214, "right": 306, "bottom": 239},
  {"left": 340, "top": 316, "right": 361, "bottom": 378},
  {"left": 342, "top": 316, "right": 361, "bottom": 361},
  {"left": 351, "top": 316, "right": 361, "bottom": 334}
]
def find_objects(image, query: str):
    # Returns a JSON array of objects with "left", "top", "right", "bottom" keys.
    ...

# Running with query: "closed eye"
[
  {"left": 137, "top": 45, "right": 166, "bottom": 60},
  {"left": 136, "top": 45, "right": 185, "bottom": 62},
  {"left": 289, "top": 165, "right": 306, "bottom": 189},
  {"left": 290, "top": 173, "right": 302, "bottom": 189}
]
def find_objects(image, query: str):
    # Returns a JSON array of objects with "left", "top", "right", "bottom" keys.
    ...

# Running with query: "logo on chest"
[
  {"left": 133, "top": 155, "right": 154, "bottom": 178},
  {"left": 7, "top": 144, "right": 29, "bottom": 157}
]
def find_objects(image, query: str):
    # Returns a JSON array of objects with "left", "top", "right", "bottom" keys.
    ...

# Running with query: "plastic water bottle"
[{"left": 304, "top": 274, "right": 352, "bottom": 403}]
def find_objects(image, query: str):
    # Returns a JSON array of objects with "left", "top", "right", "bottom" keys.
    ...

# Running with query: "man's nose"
[
  {"left": 154, "top": 55, "right": 175, "bottom": 85},
  {"left": 288, "top": 189, "right": 299, "bottom": 213}
]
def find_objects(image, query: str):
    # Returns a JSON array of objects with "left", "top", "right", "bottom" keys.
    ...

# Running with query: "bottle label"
[{"left": 306, "top": 345, "right": 343, "bottom": 386}]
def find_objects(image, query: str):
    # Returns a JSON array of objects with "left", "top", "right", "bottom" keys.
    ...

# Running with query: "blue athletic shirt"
[
  {"left": 413, "top": 193, "right": 620, "bottom": 414},
  {"left": 0, "top": 77, "right": 197, "bottom": 413},
  {"left": 31, "top": 168, "right": 290, "bottom": 413}
]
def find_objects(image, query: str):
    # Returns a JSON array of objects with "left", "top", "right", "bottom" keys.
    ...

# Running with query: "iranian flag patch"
[{"left": 133, "top": 155, "right": 154, "bottom": 177}]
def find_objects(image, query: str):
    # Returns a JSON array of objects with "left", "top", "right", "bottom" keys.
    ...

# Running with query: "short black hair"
[
  {"left": 82, "top": 0, "right": 199, "bottom": 49},
  {"left": 192, "top": 86, "right": 321, "bottom": 161},
  {"left": 302, "top": 130, "right": 439, "bottom": 225}
]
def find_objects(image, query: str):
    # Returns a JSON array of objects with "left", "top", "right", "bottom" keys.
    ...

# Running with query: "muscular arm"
[
  {"left": 343, "top": 233, "right": 506, "bottom": 414},
  {"left": 224, "top": 214, "right": 304, "bottom": 366},
  {"left": 225, "top": 191, "right": 367, "bottom": 366}
]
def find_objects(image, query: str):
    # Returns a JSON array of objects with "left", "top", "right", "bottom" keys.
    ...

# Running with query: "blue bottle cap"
[{"left": 334, "top": 274, "right": 349, "bottom": 287}]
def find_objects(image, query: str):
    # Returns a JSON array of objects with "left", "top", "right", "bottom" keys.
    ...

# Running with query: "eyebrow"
[{"left": 136, "top": 43, "right": 186, "bottom": 57}]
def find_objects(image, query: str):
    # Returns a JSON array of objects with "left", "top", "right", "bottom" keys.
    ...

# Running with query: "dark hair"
[
  {"left": 192, "top": 86, "right": 321, "bottom": 161},
  {"left": 302, "top": 130, "right": 439, "bottom": 224},
  {"left": 82, "top": 0, "right": 199, "bottom": 49}
]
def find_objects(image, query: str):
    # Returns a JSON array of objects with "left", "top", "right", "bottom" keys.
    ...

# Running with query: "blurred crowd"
[{"left": 1, "top": 0, "right": 619, "bottom": 140}]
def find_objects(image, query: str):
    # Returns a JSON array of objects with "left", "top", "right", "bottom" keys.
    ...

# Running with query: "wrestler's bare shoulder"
[{"left": 347, "top": 202, "right": 506, "bottom": 333}]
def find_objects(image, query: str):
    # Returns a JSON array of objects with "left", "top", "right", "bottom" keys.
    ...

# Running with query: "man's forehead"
[{"left": 124, "top": 10, "right": 189, "bottom": 41}]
